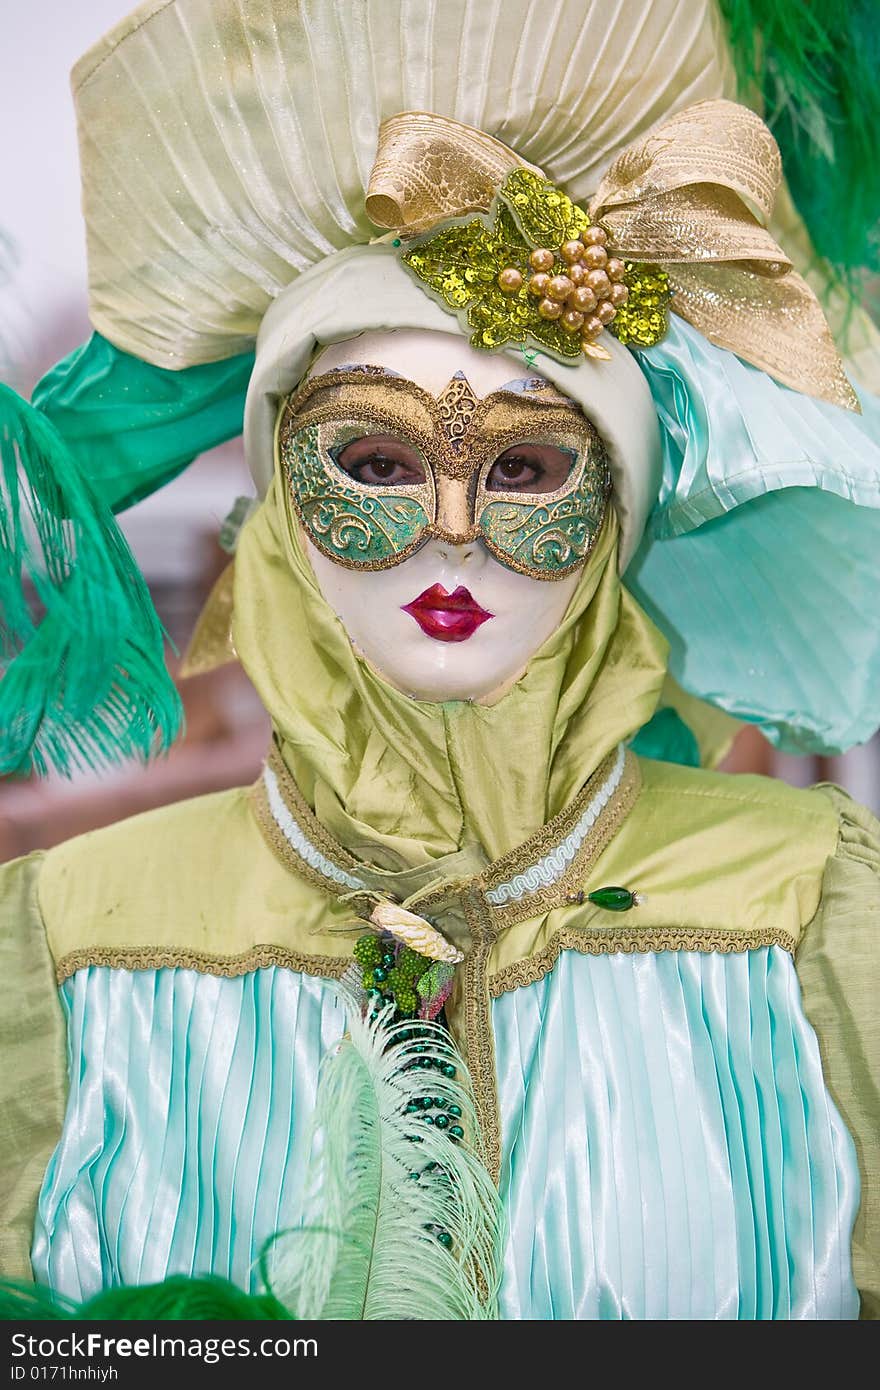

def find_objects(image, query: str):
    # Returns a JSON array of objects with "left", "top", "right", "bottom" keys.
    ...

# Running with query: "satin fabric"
[
  {"left": 33, "top": 948, "right": 859, "bottom": 1320},
  {"left": 495, "top": 948, "right": 859, "bottom": 1320},
  {"left": 33, "top": 334, "right": 254, "bottom": 516},
  {"left": 32, "top": 968, "right": 345, "bottom": 1299},
  {"left": 629, "top": 317, "right": 880, "bottom": 753}
]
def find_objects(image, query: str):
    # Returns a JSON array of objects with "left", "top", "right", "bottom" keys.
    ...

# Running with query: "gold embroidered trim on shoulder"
[
  {"left": 250, "top": 744, "right": 372, "bottom": 903},
  {"left": 481, "top": 748, "right": 641, "bottom": 928},
  {"left": 487, "top": 926, "right": 797, "bottom": 998},
  {"left": 55, "top": 945, "right": 350, "bottom": 987}
]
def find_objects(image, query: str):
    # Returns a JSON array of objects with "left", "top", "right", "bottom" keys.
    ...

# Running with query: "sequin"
[{"left": 402, "top": 170, "right": 669, "bottom": 361}]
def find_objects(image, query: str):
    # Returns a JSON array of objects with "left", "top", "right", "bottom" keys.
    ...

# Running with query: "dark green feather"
[
  {"left": 719, "top": 0, "right": 880, "bottom": 314},
  {"left": 0, "top": 1276, "right": 292, "bottom": 1321}
]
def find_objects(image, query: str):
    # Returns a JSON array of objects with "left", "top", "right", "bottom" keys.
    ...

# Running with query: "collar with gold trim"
[{"left": 250, "top": 741, "right": 640, "bottom": 935}]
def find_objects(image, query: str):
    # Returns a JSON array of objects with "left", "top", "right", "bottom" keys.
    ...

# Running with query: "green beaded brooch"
[{"left": 354, "top": 932, "right": 456, "bottom": 1024}]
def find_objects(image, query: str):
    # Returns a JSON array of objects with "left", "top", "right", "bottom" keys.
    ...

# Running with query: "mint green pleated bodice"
[{"left": 33, "top": 950, "right": 859, "bottom": 1320}]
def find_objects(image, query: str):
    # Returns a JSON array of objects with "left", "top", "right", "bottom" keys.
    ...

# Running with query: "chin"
[{"left": 364, "top": 626, "right": 516, "bottom": 703}]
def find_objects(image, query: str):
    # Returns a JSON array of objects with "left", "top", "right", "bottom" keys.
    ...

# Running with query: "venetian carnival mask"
[{"left": 278, "top": 330, "right": 611, "bottom": 702}]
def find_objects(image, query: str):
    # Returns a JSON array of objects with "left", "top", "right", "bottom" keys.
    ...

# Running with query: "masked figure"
[{"left": 1, "top": 0, "right": 879, "bottom": 1321}]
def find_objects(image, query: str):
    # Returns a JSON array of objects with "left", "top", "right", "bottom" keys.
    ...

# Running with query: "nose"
[{"left": 432, "top": 536, "right": 481, "bottom": 564}]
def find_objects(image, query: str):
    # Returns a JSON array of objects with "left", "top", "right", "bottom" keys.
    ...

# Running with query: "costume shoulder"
[
  {"left": 794, "top": 784, "right": 880, "bottom": 1319},
  {"left": 32, "top": 785, "right": 353, "bottom": 983},
  {"left": 0, "top": 852, "right": 67, "bottom": 1281},
  {"left": 587, "top": 756, "right": 842, "bottom": 952}
]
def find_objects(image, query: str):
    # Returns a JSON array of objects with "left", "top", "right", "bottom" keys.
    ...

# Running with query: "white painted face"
[{"left": 301, "top": 329, "right": 588, "bottom": 703}]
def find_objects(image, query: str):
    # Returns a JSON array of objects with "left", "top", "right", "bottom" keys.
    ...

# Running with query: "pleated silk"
[
  {"left": 495, "top": 948, "right": 859, "bottom": 1320},
  {"left": 33, "top": 949, "right": 859, "bottom": 1320}
]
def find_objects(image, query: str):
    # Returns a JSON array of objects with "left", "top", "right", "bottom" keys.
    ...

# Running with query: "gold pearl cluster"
[{"left": 497, "top": 226, "right": 628, "bottom": 349}]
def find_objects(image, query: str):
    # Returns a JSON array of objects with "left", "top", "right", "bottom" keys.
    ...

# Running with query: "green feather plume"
[
  {"left": 0, "top": 385, "right": 182, "bottom": 776},
  {"left": 268, "top": 983, "right": 503, "bottom": 1320},
  {"left": 719, "top": 0, "right": 880, "bottom": 309},
  {"left": 0, "top": 990, "right": 501, "bottom": 1321},
  {"left": 0, "top": 1275, "right": 291, "bottom": 1321}
]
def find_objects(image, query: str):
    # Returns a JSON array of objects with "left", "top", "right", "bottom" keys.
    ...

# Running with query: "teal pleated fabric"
[
  {"left": 32, "top": 967, "right": 345, "bottom": 1300},
  {"left": 32, "top": 950, "right": 859, "bottom": 1319},
  {"left": 628, "top": 317, "right": 880, "bottom": 754},
  {"left": 494, "top": 948, "right": 859, "bottom": 1320}
]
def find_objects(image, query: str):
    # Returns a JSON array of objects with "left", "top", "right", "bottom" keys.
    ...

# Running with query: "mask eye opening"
[
  {"left": 325, "top": 428, "right": 430, "bottom": 489},
  {"left": 483, "top": 441, "right": 579, "bottom": 496}
]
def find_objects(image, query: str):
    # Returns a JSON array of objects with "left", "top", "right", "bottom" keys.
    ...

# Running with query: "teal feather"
[
  {"left": 0, "top": 334, "right": 253, "bottom": 777},
  {"left": 0, "top": 384, "right": 182, "bottom": 776},
  {"left": 269, "top": 985, "right": 503, "bottom": 1320}
]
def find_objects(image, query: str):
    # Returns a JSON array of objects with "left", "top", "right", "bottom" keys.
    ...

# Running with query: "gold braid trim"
[
  {"left": 55, "top": 945, "right": 350, "bottom": 987},
  {"left": 482, "top": 748, "right": 641, "bottom": 929},
  {"left": 487, "top": 926, "right": 798, "bottom": 999},
  {"left": 457, "top": 889, "right": 502, "bottom": 1185},
  {"left": 249, "top": 744, "right": 373, "bottom": 907}
]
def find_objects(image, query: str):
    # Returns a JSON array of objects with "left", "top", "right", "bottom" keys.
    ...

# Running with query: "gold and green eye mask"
[{"left": 277, "top": 366, "right": 610, "bottom": 580}]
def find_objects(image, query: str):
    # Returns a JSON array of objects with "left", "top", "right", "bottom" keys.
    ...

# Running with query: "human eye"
[
  {"left": 334, "top": 434, "right": 427, "bottom": 486},
  {"left": 485, "top": 443, "right": 575, "bottom": 494}
]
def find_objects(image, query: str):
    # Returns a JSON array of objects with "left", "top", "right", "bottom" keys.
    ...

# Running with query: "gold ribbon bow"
[{"left": 367, "top": 101, "right": 858, "bottom": 412}]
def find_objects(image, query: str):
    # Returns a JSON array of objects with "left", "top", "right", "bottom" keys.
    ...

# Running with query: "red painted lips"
[{"left": 402, "top": 584, "right": 493, "bottom": 642}]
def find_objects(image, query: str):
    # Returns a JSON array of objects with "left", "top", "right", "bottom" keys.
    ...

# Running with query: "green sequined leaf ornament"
[
  {"left": 404, "top": 204, "right": 584, "bottom": 361},
  {"left": 401, "top": 168, "right": 670, "bottom": 363},
  {"left": 607, "top": 264, "right": 672, "bottom": 349},
  {"left": 499, "top": 168, "right": 589, "bottom": 246}
]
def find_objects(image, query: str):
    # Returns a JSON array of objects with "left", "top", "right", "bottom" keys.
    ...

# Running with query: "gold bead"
[
  {"left": 609, "top": 282, "right": 629, "bottom": 306},
  {"left": 605, "top": 257, "right": 626, "bottom": 282},
  {"left": 597, "top": 300, "right": 616, "bottom": 325},
  {"left": 561, "top": 308, "right": 585, "bottom": 333},
  {"left": 583, "top": 244, "right": 608, "bottom": 270},
  {"left": 528, "top": 271, "right": 550, "bottom": 297},
  {"left": 582, "top": 315, "right": 604, "bottom": 339},
  {"left": 547, "top": 274, "right": 574, "bottom": 302},
  {"left": 586, "top": 269, "right": 611, "bottom": 298},
  {"left": 529, "top": 248, "right": 555, "bottom": 273},
  {"left": 569, "top": 285, "right": 597, "bottom": 313},
  {"left": 560, "top": 239, "right": 584, "bottom": 264},
  {"left": 497, "top": 266, "right": 524, "bottom": 294},
  {"left": 581, "top": 225, "right": 608, "bottom": 246},
  {"left": 538, "top": 297, "right": 564, "bottom": 320},
  {"left": 568, "top": 262, "right": 586, "bottom": 286}
]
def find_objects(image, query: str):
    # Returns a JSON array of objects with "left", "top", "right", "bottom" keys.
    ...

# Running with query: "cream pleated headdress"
[{"left": 75, "top": 0, "right": 738, "bottom": 368}]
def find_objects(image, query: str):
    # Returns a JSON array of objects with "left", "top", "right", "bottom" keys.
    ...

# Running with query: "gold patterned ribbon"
[{"left": 367, "top": 101, "right": 858, "bottom": 411}]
